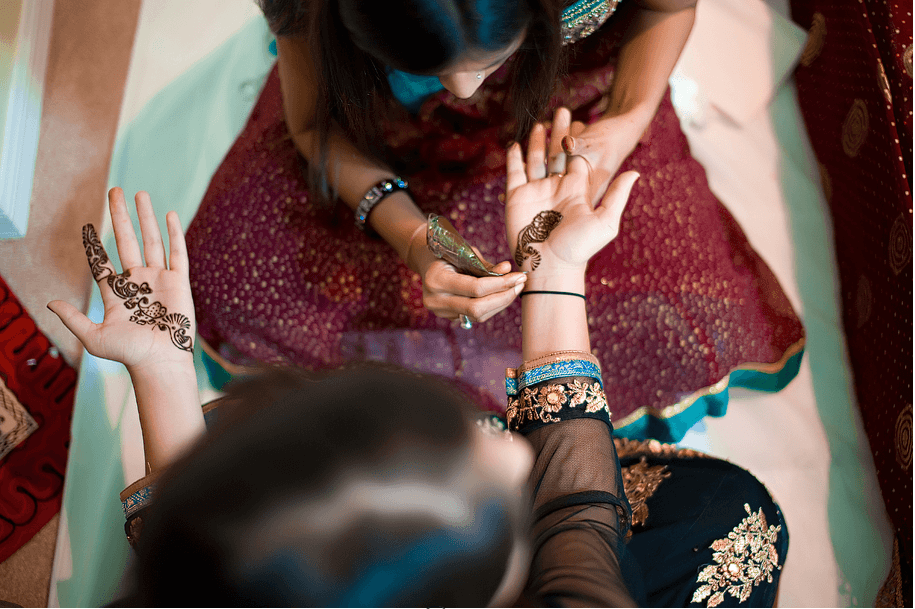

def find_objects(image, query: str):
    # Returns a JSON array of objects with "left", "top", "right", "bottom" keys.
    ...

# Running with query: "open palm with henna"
[
  {"left": 504, "top": 108, "right": 641, "bottom": 279},
  {"left": 49, "top": 188, "right": 195, "bottom": 371}
]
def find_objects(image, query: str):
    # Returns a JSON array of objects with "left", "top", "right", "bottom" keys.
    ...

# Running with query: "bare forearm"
[
  {"left": 292, "top": 130, "right": 427, "bottom": 262},
  {"left": 605, "top": 2, "right": 696, "bottom": 127},
  {"left": 521, "top": 272, "right": 590, "bottom": 361},
  {"left": 277, "top": 36, "right": 426, "bottom": 263},
  {"left": 128, "top": 362, "right": 204, "bottom": 473}
]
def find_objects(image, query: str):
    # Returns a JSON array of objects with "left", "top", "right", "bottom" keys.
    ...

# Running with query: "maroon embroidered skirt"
[{"left": 185, "top": 34, "right": 804, "bottom": 440}]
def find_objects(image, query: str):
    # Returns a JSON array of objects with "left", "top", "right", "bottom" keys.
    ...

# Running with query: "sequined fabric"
[
  {"left": 791, "top": 0, "right": 912, "bottom": 600},
  {"left": 185, "top": 27, "right": 804, "bottom": 438},
  {"left": 561, "top": 0, "right": 621, "bottom": 45}
]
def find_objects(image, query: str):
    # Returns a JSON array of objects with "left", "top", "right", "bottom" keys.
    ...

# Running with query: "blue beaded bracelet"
[{"left": 355, "top": 177, "right": 409, "bottom": 233}]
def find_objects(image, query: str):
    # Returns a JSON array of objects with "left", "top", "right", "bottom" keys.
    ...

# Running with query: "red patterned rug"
[{"left": 0, "top": 275, "right": 76, "bottom": 563}]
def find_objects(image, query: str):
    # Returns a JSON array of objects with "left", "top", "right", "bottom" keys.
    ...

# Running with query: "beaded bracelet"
[
  {"left": 355, "top": 176, "right": 409, "bottom": 233},
  {"left": 505, "top": 358, "right": 602, "bottom": 396}
]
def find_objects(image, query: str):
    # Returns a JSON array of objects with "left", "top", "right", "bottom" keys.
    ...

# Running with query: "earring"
[{"left": 476, "top": 72, "right": 483, "bottom": 80}]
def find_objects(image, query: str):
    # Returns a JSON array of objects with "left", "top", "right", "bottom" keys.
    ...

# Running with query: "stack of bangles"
[{"left": 504, "top": 350, "right": 610, "bottom": 433}]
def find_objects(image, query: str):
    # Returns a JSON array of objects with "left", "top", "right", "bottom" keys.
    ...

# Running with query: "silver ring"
[{"left": 460, "top": 314, "right": 473, "bottom": 329}]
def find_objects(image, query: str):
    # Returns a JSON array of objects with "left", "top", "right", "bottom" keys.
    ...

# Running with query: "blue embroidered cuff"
[{"left": 517, "top": 360, "right": 602, "bottom": 391}]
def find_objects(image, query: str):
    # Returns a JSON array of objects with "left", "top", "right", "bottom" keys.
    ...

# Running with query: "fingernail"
[
  {"left": 514, "top": 283, "right": 524, "bottom": 295},
  {"left": 562, "top": 136, "right": 574, "bottom": 153},
  {"left": 513, "top": 274, "right": 527, "bottom": 286}
]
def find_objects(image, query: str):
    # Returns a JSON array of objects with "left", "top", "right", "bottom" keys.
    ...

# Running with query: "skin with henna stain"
[
  {"left": 514, "top": 211, "right": 563, "bottom": 270},
  {"left": 82, "top": 224, "right": 194, "bottom": 353}
]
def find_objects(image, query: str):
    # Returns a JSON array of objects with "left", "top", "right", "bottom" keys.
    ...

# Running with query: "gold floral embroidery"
[
  {"left": 621, "top": 457, "right": 671, "bottom": 534},
  {"left": 506, "top": 380, "right": 610, "bottom": 430},
  {"left": 614, "top": 437, "right": 711, "bottom": 459},
  {"left": 691, "top": 504, "right": 783, "bottom": 608}
]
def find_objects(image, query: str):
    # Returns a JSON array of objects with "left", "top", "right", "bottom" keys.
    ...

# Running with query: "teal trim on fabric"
[
  {"left": 615, "top": 348, "right": 805, "bottom": 443},
  {"left": 386, "top": 69, "right": 445, "bottom": 113},
  {"left": 268, "top": 38, "right": 277, "bottom": 56},
  {"left": 201, "top": 349, "right": 234, "bottom": 390}
]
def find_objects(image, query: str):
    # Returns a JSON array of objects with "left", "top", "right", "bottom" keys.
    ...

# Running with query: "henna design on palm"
[
  {"left": 82, "top": 223, "right": 194, "bottom": 353},
  {"left": 83, "top": 224, "right": 110, "bottom": 280},
  {"left": 514, "top": 210, "right": 563, "bottom": 270}
]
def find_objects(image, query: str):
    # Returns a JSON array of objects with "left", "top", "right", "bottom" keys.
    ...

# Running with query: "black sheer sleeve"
[{"left": 510, "top": 376, "right": 639, "bottom": 607}]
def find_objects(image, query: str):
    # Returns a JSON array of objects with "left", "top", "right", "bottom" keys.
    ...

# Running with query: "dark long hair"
[
  {"left": 130, "top": 367, "right": 520, "bottom": 606},
  {"left": 259, "top": 0, "right": 564, "bottom": 204}
]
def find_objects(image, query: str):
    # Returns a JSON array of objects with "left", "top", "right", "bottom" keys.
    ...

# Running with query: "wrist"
[
  {"left": 522, "top": 268, "right": 586, "bottom": 294},
  {"left": 366, "top": 191, "right": 427, "bottom": 263},
  {"left": 126, "top": 353, "right": 195, "bottom": 382}
]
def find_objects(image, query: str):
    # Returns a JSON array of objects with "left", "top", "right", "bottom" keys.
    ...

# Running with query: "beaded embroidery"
[
  {"left": 561, "top": 0, "right": 621, "bottom": 45},
  {"left": 622, "top": 457, "right": 671, "bottom": 531},
  {"left": 506, "top": 379, "right": 610, "bottom": 431},
  {"left": 691, "top": 504, "right": 783, "bottom": 608},
  {"left": 615, "top": 437, "right": 712, "bottom": 460}
]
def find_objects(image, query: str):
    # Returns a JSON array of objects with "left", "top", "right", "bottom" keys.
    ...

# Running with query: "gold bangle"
[{"left": 517, "top": 350, "right": 601, "bottom": 376}]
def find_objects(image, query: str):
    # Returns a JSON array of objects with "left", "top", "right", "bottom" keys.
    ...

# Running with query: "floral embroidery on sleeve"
[
  {"left": 691, "top": 504, "right": 783, "bottom": 607},
  {"left": 506, "top": 379, "right": 610, "bottom": 431}
]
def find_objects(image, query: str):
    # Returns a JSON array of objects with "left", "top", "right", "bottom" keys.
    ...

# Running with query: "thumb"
[
  {"left": 561, "top": 135, "right": 579, "bottom": 155},
  {"left": 596, "top": 171, "right": 640, "bottom": 235},
  {"left": 562, "top": 132, "right": 600, "bottom": 158},
  {"left": 47, "top": 300, "right": 100, "bottom": 349}
]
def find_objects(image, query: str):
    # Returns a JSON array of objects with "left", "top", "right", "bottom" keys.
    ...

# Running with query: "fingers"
[
  {"left": 505, "top": 142, "right": 527, "bottom": 193},
  {"left": 427, "top": 262, "right": 526, "bottom": 298},
  {"left": 166, "top": 211, "right": 189, "bottom": 276},
  {"left": 490, "top": 260, "right": 513, "bottom": 275},
  {"left": 596, "top": 171, "right": 640, "bottom": 234},
  {"left": 547, "top": 108, "right": 571, "bottom": 175},
  {"left": 526, "top": 124, "right": 547, "bottom": 181},
  {"left": 566, "top": 151, "right": 594, "bottom": 184},
  {"left": 428, "top": 280, "right": 523, "bottom": 323},
  {"left": 549, "top": 108, "right": 572, "bottom": 161},
  {"left": 424, "top": 261, "right": 526, "bottom": 320},
  {"left": 562, "top": 122, "right": 593, "bottom": 183},
  {"left": 136, "top": 191, "right": 167, "bottom": 268},
  {"left": 454, "top": 281, "right": 523, "bottom": 323},
  {"left": 47, "top": 300, "right": 100, "bottom": 351},
  {"left": 109, "top": 188, "right": 143, "bottom": 270}
]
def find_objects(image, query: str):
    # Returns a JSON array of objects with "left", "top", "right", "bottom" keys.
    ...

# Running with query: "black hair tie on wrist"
[{"left": 519, "top": 290, "right": 586, "bottom": 300}]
